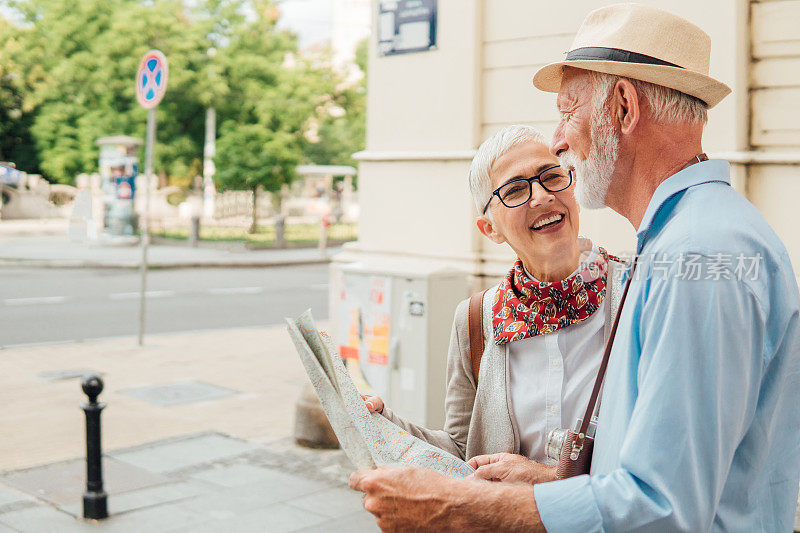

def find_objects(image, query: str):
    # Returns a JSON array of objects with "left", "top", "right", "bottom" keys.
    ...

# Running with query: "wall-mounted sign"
[{"left": 378, "top": 0, "right": 437, "bottom": 57}]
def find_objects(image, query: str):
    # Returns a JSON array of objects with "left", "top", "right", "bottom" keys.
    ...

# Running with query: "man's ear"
[
  {"left": 612, "top": 79, "right": 640, "bottom": 135},
  {"left": 476, "top": 216, "right": 506, "bottom": 244}
]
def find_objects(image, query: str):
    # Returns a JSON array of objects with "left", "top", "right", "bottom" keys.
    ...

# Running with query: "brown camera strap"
[
  {"left": 575, "top": 256, "right": 638, "bottom": 443},
  {"left": 573, "top": 153, "right": 707, "bottom": 448},
  {"left": 573, "top": 154, "right": 708, "bottom": 450},
  {"left": 468, "top": 290, "right": 487, "bottom": 386}
]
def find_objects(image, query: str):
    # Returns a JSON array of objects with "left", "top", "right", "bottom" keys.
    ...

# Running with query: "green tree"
[
  {"left": 215, "top": 124, "right": 298, "bottom": 234},
  {"left": 0, "top": 0, "right": 366, "bottom": 233},
  {"left": 0, "top": 0, "right": 238, "bottom": 183},
  {"left": 0, "top": 17, "right": 37, "bottom": 171},
  {"left": 212, "top": 2, "right": 336, "bottom": 239},
  {"left": 306, "top": 38, "right": 367, "bottom": 170}
]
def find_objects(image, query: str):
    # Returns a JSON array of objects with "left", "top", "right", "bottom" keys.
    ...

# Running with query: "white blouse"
[{"left": 508, "top": 246, "right": 607, "bottom": 464}]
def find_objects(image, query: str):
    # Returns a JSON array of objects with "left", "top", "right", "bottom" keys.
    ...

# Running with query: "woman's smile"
[{"left": 530, "top": 211, "right": 566, "bottom": 232}]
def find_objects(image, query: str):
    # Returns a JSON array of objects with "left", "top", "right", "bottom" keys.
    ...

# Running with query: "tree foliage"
[
  {"left": 215, "top": 124, "right": 298, "bottom": 195},
  {"left": 306, "top": 38, "right": 367, "bottom": 169},
  {"left": 0, "top": 17, "right": 37, "bottom": 171},
  {"left": 0, "top": 0, "right": 366, "bottom": 187},
  {"left": 212, "top": 2, "right": 327, "bottom": 198},
  {"left": 2, "top": 0, "right": 218, "bottom": 182}
]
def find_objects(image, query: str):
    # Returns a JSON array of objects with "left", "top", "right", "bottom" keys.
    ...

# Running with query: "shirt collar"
[{"left": 636, "top": 159, "right": 731, "bottom": 248}]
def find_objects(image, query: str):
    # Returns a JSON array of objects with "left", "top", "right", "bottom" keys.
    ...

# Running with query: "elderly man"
[{"left": 350, "top": 4, "right": 800, "bottom": 531}]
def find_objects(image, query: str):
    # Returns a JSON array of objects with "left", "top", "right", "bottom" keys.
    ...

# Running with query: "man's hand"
[
  {"left": 349, "top": 467, "right": 465, "bottom": 531},
  {"left": 349, "top": 466, "right": 545, "bottom": 532},
  {"left": 467, "top": 453, "right": 557, "bottom": 485}
]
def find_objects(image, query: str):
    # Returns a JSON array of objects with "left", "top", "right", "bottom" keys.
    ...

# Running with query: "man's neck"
[{"left": 606, "top": 133, "right": 704, "bottom": 231}]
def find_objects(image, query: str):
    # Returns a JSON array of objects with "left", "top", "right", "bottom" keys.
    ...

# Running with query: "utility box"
[{"left": 331, "top": 260, "right": 468, "bottom": 429}]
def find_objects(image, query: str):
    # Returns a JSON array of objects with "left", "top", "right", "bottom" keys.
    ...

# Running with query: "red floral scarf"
[{"left": 492, "top": 246, "right": 614, "bottom": 345}]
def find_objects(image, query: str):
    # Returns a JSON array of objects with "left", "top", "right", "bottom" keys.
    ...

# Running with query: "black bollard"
[{"left": 81, "top": 374, "right": 108, "bottom": 520}]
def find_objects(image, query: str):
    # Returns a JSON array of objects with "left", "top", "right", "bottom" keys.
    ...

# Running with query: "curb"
[{"left": 0, "top": 258, "right": 332, "bottom": 269}]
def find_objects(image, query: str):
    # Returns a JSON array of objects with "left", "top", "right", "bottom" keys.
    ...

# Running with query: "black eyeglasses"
[{"left": 482, "top": 165, "right": 573, "bottom": 214}]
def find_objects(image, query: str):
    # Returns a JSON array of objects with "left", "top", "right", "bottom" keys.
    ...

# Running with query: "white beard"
[{"left": 560, "top": 112, "right": 619, "bottom": 209}]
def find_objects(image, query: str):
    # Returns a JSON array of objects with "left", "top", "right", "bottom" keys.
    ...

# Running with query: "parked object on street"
[{"left": 81, "top": 374, "right": 108, "bottom": 520}]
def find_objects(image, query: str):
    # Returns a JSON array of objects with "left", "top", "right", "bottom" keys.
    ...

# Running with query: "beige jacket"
[{"left": 381, "top": 260, "right": 623, "bottom": 460}]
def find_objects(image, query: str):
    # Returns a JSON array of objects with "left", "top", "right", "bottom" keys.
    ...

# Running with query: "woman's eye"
[{"left": 502, "top": 184, "right": 527, "bottom": 199}]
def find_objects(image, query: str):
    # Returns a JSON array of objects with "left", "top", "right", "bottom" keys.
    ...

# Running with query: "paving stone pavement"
[{"left": 0, "top": 432, "right": 379, "bottom": 533}]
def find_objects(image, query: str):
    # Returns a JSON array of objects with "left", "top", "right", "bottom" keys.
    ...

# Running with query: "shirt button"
[
  {"left": 550, "top": 405, "right": 558, "bottom": 414},
  {"left": 552, "top": 359, "right": 561, "bottom": 367}
]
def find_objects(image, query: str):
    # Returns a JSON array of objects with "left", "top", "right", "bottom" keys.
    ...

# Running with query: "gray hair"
[
  {"left": 469, "top": 125, "right": 548, "bottom": 216},
  {"left": 590, "top": 71, "right": 708, "bottom": 125}
]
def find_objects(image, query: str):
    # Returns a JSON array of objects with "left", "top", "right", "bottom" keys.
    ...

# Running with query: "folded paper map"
[{"left": 286, "top": 310, "right": 474, "bottom": 478}]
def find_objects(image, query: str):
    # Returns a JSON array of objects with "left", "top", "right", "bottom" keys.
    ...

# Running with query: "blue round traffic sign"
[{"left": 136, "top": 50, "right": 168, "bottom": 109}]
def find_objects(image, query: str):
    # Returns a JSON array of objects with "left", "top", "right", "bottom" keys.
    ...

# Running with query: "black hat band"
[{"left": 565, "top": 47, "right": 683, "bottom": 69}]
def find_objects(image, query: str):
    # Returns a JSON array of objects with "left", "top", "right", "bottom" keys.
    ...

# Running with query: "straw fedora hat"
[{"left": 532, "top": 3, "right": 731, "bottom": 108}]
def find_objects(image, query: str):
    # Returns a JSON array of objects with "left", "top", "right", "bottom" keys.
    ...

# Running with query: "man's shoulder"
[
  {"left": 656, "top": 181, "right": 787, "bottom": 261},
  {"left": 647, "top": 181, "right": 799, "bottom": 320}
]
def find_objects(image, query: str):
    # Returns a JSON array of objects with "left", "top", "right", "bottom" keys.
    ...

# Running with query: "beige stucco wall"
[
  {"left": 346, "top": 0, "right": 798, "bottom": 289},
  {"left": 477, "top": 0, "right": 746, "bottom": 269},
  {"left": 357, "top": 159, "right": 475, "bottom": 261}
]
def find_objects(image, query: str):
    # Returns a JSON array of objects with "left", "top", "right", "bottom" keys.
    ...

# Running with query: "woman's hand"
[
  {"left": 360, "top": 393, "right": 384, "bottom": 414},
  {"left": 467, "top": 453, "right": 557, "bottom": 485}
]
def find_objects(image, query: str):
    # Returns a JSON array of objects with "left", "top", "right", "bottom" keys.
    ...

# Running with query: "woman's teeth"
[{"left": 533, "top": 214, "right": 564, "bottom": 230}]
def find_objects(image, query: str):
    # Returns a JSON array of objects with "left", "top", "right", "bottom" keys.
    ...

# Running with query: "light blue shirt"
[{"left": 534, "top": 160, "right": 800, "bottom": 532}]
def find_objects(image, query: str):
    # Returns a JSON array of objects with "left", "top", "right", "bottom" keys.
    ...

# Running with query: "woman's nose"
[{"left": 529, "top": 183, "right": 555, "bottom": 207}]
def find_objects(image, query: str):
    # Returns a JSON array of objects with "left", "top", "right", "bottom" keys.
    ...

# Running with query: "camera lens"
[{"left": 545, "top": 427, "right": 569, "bottom": 462}]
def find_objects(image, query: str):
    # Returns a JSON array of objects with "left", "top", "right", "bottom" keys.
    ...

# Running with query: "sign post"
[{"left": 136, "top": 50, "right": 168, "bottom": 346}]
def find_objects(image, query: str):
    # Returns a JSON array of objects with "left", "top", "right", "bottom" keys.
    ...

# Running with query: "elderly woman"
[{"left": 363, "top": 124, "right": 622, "bottom": 480}]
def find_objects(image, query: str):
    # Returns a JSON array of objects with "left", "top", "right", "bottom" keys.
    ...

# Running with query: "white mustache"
[{"left": 558, "top": 151, "right": 581, "bottom": 174}]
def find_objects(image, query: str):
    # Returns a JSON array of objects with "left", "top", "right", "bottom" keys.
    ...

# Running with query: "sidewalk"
[
  {"left": 0, "top": 433, "right": 376, "bottom": 533},
  {"left": 0, "top": 323, "right": 377, "bottom": 532}
]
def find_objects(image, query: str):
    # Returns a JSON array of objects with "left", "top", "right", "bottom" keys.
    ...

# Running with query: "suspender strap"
[
  {"left": 468, "top": 290, "right": 487, "bottom": 386},
  {"left": 576, "top": 256, "right": 638, "bottom": 442}
]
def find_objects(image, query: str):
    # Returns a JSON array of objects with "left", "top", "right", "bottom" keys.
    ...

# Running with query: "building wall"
[
  {"left": 747, "top": 0, "right": 800, "bottom": 270},
  {"left": 349, "top": 0, "right": 482, "bottom": 276},
  {"left": 478, "top": 0, "right": 746, "bottom": 271},
  {"left": 348, "top": 0, "right": 797, "bottom": 292}
]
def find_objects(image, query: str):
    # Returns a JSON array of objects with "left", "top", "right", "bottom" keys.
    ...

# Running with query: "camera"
[{"left": 545, "top": 417, "right": 598, "bottom": 462}]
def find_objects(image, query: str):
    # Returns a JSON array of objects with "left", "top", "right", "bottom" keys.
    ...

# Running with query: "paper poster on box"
[{"left": 338, "top": 273, "right": 393, "bottom": 396}]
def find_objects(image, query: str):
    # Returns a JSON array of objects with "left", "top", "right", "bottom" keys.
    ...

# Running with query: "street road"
[{"left": 0, "top": 265, "right": 329, "bottom": 348}]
